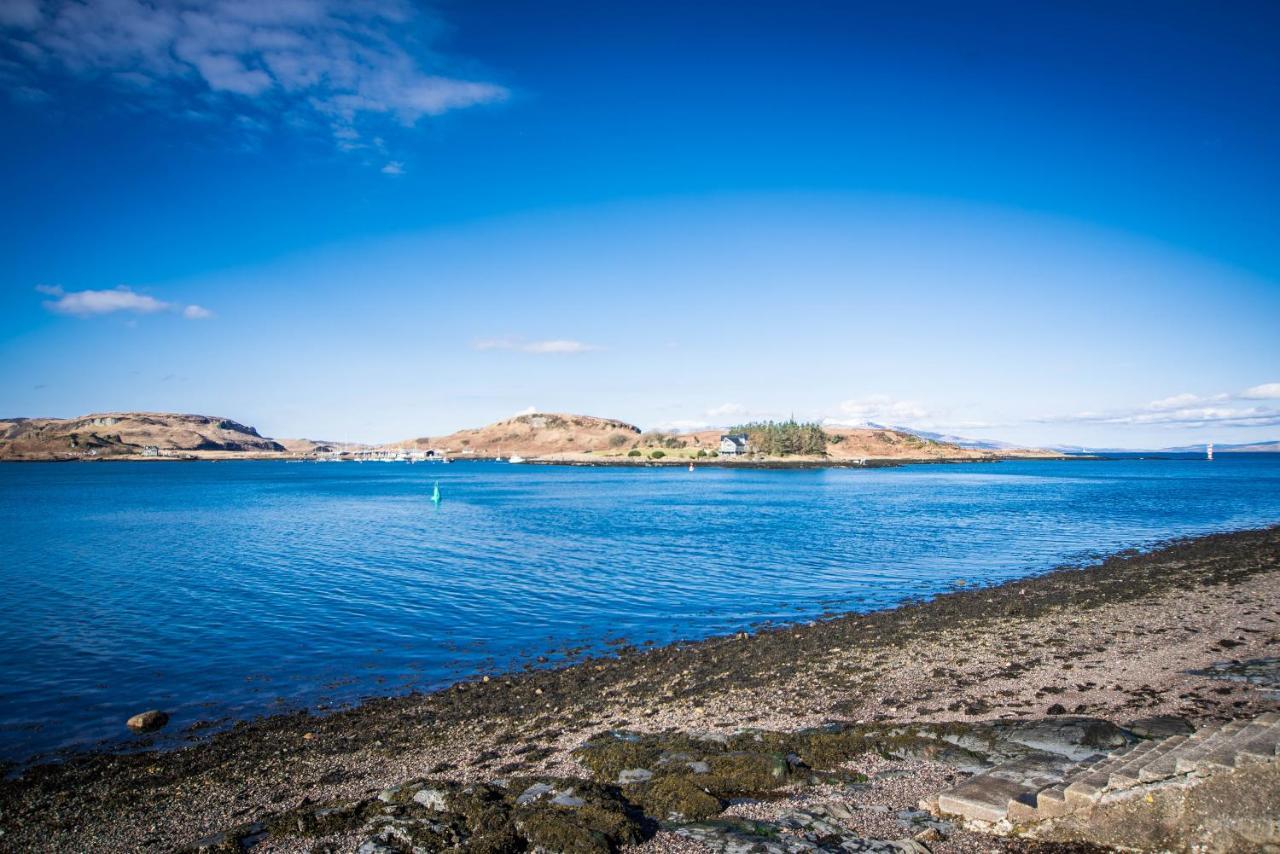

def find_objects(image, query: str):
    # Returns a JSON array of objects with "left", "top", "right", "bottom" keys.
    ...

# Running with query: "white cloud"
[
  {"left": 524, "top": 339, "right": 596, "bottom": 354},
  {"left": 1037, "top": 384, "right": 1280, "bottom": 429},
  {"left": 513, "top": 405, "right": 537, "bottom": 416},
  {"left": 1241, "top": 383, "right": 1280, "bottom": 400},
  {"left": 37, "top": 284, "right": 213, "bottom": 320},
  {"left": 706, "top": 403, "right": 747, "bottom": 418},
  {"left": 833, "top": 395, "right": 932, "bottom": 425},
  {"left": 1045, "top": 406, "right": 1280, "bottom": 428},
  {"left": 1, "top": 0, "right": 507, "bottom": 153},
  {"left": 473, "top": 337, "right": 599, "bottom": 355},
  {"left": 654, "top": 419, "right": 710, "bottom": 432},
  {"left": 380, "top": 160, "right": 404, "bottom": 175}
]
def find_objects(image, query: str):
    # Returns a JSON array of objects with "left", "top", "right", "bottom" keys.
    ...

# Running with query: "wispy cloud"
[
  {"left": 831, "top": 395, "right": 932, "bottom": 425},
  {"left": 1241, "top": 383, "right": 1280, "bottom": 400},
  {"left": 0, "top": 1, "right": 507, "bottom": 154},
  {"left": 380, "top": 160, "right": 404, "bottom": 175},
  {"left": 1037, "top": 384, "right": 1280, "bottom": 429},
  {"left": 473, "top": 337, "right": 600, "bottom": 355},
  {"left": 37, "top": 284, "right": 212, "bottom": 320},
  {"left": 706, "top": 403, "right": 747, "bottom": 419},
  {"left": 653, "top": 419, "right": 710, "bottom": 432}
]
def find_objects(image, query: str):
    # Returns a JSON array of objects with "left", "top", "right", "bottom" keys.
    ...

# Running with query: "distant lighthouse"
[{"left": 1207, "top": 442, "right": 1214, "bottom": 461}]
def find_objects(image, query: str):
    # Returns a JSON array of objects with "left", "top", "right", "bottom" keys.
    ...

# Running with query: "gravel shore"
[{"left": 1, "top": 525, "right": 1277, "bottom": 852}]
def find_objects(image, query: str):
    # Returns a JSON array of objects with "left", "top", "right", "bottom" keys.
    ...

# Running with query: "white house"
[{"left": 719, "top": 433, "right": 750, "bottom": 456}]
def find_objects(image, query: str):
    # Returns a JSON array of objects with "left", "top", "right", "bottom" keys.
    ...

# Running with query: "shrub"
[
  {"left": 650, "top": 450, "right": 666, "bottom": 459},
  {"left": 695, "top": 449, "right": 707, "bottom": 458},
  {"left": 627, "top": 450, "right": 642, "bottom": 457},
  {"left": 608, "top": 434, "right": 628, "bottom": 448}
]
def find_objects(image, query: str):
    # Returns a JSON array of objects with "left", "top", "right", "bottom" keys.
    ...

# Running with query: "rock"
[
  {"left": 1047, "top": 703, "right": 1067, "bottom": 715},
  {"left": 549, "top": 789, "right": 585, "bottom": 808},
  {"left": 126, "top": 710, "right": 169, "bottom": 732},
  {"left": 516, "top": 782, "right": 556, "bottom": 805},
  {"left": 676, "top": 817, "right": 932, "bottom": 853},
  {"left": 411, "top": 787, "right": 449, "bottom": 811},
  {"left": 263, "top": 776, "right": 644, "bottom": 854},
  {"left": 617, "top": 767, "right": 654, "bottom": 785},
  {"left": 635, "top": 775, "right": 724, "bottom": 821},
  {"left": 1125, "top": 715, "right": 1194, "bottom": 740},
  {"left": 180, "top": 822, "right": 265, "bottom": 853}
]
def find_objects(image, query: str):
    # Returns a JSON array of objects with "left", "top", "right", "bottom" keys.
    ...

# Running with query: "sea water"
[{"left": 2, "top": 455, "right": 1279, "bottom": 761}]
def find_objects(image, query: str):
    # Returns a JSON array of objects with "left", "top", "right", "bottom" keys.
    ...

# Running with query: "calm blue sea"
[{"left": 2, "top": 455, "right": 1279, "bottom": 762}]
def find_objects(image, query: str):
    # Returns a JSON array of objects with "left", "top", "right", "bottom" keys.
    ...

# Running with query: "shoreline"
[
  {"left": 0, "top": 453, "right": 1082, "bottom": 467},
  {"left": 2, "top": 525, "right": 1278, "bottom": 851}
]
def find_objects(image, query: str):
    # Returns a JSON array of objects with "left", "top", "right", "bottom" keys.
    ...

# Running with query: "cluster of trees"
[{"left": 731, "top": 419, "right": 830, "bottom": 456}]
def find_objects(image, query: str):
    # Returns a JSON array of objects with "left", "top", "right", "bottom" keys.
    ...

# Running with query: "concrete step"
[
  {"left": 1173, "top": 720, "right": 1251, "bottom": 774},
  {"left": 1005, "top": 792, "right": 1041, "bottom": 824},
  {"left": 1033, "top": 782, "right": 1072, "bottom": 819},
  {"left": 993, "top": 713, "right": 1280, "bottom": 828},
  {"left": 1138, "top": 722, "right": 1224, "bottom": 782},
  {"left": 1108, "top": 735, "right": 1188, "bottom": 790},
  {"left": 1199, "top": 717, "right": 1280, "bottom": 771},
  {"left": 1062, "top": 747, "right": 1141, "bottom": 805},
  {"left": 937, "top": 774, "right": 1034, "bottom": 823},
  {"left": 1234, "top": 725, "right": 1280, "bottom": 765}
]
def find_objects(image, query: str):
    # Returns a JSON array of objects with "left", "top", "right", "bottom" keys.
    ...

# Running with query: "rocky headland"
[
  {"left": 0, "top": 412, "right": 287, "bottom": 460},
  {"left": 1, "top": 527, "right": 1277, "bottom": 852}
]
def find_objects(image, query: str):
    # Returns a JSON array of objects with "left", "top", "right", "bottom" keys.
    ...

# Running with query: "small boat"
[
  {"left": 509, "top": 454, "right": 526, "bottom": 464},
  {"left": 688, "top": 463, "right": 694, "bottom": 472}
]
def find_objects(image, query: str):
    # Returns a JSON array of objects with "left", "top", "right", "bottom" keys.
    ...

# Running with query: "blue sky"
[{"left": 1, "top": 0, "right": 1278, "bottom": 447}]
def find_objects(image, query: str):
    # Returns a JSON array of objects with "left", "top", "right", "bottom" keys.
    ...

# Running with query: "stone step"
[
  {"left": 941, "top": 714, "right": 1280, "bottom": 827},
  {"left": 1001, "top": 714, "right": 1280, "bottom": 828},
  {"left": 1198, "top": 717, "right": 1280, "bottom": 771},
  {"left": 1033, "top": 782, "right": 1071, "bottom": 819},
  {"left": 1062, "top": 747, "right": 1142, "bottom": 805},
  {"left": 1108, "top": 735, "right": 1189, "bottom": 790},
  {"left": 1138, "top": 722, "right": 1225, "bottom": 782},
  {"left": 1005, "top": 792, "right": 1041, "bottom": 824},
  {"left": 1233, "top": 725, "right": 1280, "bottom": 765},
  {"left": 1173, "top": 720, "right": 1251, "bottom": 774},
  {"left": 937, "top": 774, "right": 1034, "bottom": 824}
]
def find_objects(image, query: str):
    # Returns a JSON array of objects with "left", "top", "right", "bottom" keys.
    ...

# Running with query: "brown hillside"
[
  {"left": 643, "top": 426, "right": 1000, "bottom": 460},
  {"left": 402, "top": 413, "right": 642, "bottom": 456},
  {"left": 403, "top": 414, "right": 1058, "bottom": 461},
  {"left": 0, "top": 412, "right": 285, "bottom": 460}
]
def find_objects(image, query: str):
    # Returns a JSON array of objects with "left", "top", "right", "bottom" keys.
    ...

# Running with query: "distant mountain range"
[
  {"left": 881, "top": 428, "right": 1279, "bottom": 455},
  {"left": 871, "top": 425, "right": 1026, "bottom": 451},
  {"left": 845, "top": 422, "right": 1278, "bottom": 454}
]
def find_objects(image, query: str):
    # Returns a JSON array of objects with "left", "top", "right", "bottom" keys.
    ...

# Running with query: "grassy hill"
[{"left": 0, "top": 412, "right": 285, "bottom": 460}]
